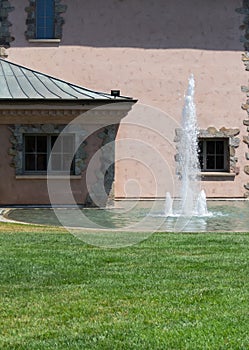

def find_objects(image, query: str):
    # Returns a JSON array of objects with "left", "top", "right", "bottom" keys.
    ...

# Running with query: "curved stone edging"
[{"left": 0, "top": 208, "right": 37, "bottom": 225}]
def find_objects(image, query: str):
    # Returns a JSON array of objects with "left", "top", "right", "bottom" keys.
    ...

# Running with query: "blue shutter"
[{"left": 36, "top": 0, "right": 55, "bottom": 39}]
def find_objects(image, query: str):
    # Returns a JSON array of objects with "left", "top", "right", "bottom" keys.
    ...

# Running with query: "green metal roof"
[{"left": 0, "top": 58, "right": 133, "bottom": 101}]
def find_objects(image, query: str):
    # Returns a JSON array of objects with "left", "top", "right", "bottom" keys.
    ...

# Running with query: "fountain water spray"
[
  {"left": 196, "top": 189, "right": 208, "bottom": 216},
  {"left": 164, "top": 192, "right": 173, "bottom": 216},
  {"left": 179, "top": 74, "right": 201, "bottom": 215},
  {"left": 165, "top": 75, "right": 208, "bottom": 217}
]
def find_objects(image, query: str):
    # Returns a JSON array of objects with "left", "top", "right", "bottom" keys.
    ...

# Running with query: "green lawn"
[{"left": 0, "top": 223, "right": 249, "bottom": 349}]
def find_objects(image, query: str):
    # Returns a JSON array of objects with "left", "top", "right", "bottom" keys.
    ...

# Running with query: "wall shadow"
[
  {"left": 10, "top": 0, "right": 244, "bottom": 51},
  {"left": 59, "top": 0, "right": 243, "bottom": 51}
]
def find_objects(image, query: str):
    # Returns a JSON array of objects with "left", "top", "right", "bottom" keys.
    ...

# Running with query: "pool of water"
[{"left": 5, "top": 200, "right": 249, "bottom": 232}]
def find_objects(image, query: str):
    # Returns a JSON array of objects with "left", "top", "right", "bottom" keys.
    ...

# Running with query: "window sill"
[
  {"left": 28, "top": 39, "right": 61, "bottom": 43},
  {"left": 200, "top": 172, "right": 236, "bottom": 178},
  {"left": 16, "top": 175, "right": 81, "bottom": 180}
]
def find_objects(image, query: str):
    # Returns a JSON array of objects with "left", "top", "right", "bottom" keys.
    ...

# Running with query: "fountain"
[
  {"left": 196, "top": 189, "right": 208, "bottom": 216},
  {"left": 4, "top": 67, "right": 246, "bottom": 234},
  {"left": 5, "top": 75, "right": 223, "bottom": 239},
  {"left": 166, "top": 74, "right": 208, "bottom": 217},
  {"left": 164, "top": 192, "right": 173, "bottom": 216}
]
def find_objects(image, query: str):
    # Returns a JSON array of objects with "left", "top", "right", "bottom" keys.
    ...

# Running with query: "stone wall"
[
  {"left": 236, "top": 1, "right": 249, "bottom": 196},
  {"left": 0, "top": 0, "right": 14, "bottom": 47},
  {"left": 86, "top": 125, "right": 117, "bottom": 207},
  {"left": 236, "top": 0, "right": 249, "bottom": 50},
  {"left": 240, "top": 24, "right": 249, "bottom": 196},
  {"left": 25, "top": 0, "right": 67, "bottom": 40}
]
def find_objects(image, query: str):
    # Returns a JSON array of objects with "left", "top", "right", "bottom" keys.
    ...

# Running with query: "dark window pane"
[
  {"left": 46, "top": 24, "right": 54, "bottom": 34},
  {"left": 206, "top": 156, "right": 215, "bottom": 170},
  {"left": 24, "top": 134, "right": 76, "bottom": 173},
  {"left": 198, "top": 141, "right": 203, "bottom": 153},
  {"left": 198, "top": 141, "right": 204, "bottom": 169},
  {"left": 198, "top": 138, "right": 228, "bottom": 172},
  {"left": 51, "top": 135, "right": 57, "bottom": 148},
  {"left": 25, "top": 154, "right": 36, "bottom": 171},
  {"left": 37, "top": 154, "right": 47, "bottom": 171},
  {"left": 70, "top": 159, "right": 75, "bottom": 173},
  {"left": 36, "top": 1, "right": 44, "bottom": 12},
  {"left": 199, "top": 155, "right": 204, "bottom": 169},
  {"left": 216, "top": 141, "right": 224, "bottom": 154},
  {"left": 216, "top": 156, "right": 224, "bottom": 169},
  {"left": 37, "top": 136, "right": 47, "bottom": 153},
  {"left": 25, "top": 136, "right": 36, "bottom": 153},
  {"left": 206, "top": 141, "right": 215, "bottom": 154},
  {"left": 36, "top": 0, "right": 55, "bottom": 39},
  {"left": 51, "top": 136, "right": 62, "bottom": 153},
  {"left": 51, "top": 154, "right": 61, "bottom": 171}
]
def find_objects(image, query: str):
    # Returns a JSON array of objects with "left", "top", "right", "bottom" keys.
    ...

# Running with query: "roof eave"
[{"left": 0, "top": 98, "right": 137, "bottom": 104}]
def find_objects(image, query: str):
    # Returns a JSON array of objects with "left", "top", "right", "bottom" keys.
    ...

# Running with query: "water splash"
[
  {"left": 164, "top": 192, "right": 173, "bottom": 216},
  {"left": 196, "top": 190, "right": 208, "bottom": 216}
]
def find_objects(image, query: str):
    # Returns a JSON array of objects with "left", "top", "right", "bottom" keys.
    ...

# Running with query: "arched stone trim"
[
  {"left": 25, "top": 0, "right": 67, "bottom": 40},
  {"left": 0, "top": 0, "right": 14, "bottom": 48}
]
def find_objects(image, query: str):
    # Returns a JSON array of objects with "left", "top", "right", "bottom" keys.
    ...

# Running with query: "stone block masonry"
[
  {"left": 0, "top": 0, "right": 14, "bottom": 47},
  {"left": 236, "top": 2, "right": 249, "bottom": 196}
]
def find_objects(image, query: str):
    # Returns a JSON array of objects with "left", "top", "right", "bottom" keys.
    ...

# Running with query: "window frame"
[
  {"left": 35, "top": 0, "right": 55, "bottom": 39},
  {"left": 23, "top": 134, "right": 75, "bottom": 175},
  {"left": 198, "top": 137, "right": 229, "bottom": 173}
]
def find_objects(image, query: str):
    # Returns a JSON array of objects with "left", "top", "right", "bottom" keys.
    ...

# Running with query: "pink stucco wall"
[{"left": 4, "top": 0, "right": 248, "bottom": 198}]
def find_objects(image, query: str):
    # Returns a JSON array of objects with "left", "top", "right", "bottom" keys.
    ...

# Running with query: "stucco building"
[{"left": 0, "top": 0, "right": 249, "bottom": 204}]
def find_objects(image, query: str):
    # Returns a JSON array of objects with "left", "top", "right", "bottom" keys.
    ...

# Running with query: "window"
[
  {"left": 36, "top": 0, "right": 55, "bottom": 39},
  {"left": 26, "top": 0, "right": 67, "bottom": 42},
  {"left": 198, "top": 138, "right": 229, "bottom": 172},
  {"left": 24, "top": 134, "right": 75, "bottom": 173}
]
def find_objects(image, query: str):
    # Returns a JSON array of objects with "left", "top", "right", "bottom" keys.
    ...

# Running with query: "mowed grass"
[{"left": 0, "top": 223, "right": 249, "bottom": 349}]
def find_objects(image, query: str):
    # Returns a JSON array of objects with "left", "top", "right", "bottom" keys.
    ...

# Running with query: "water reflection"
[{"left": 6, "top": 200, "right": 249, "bottom": 232}]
